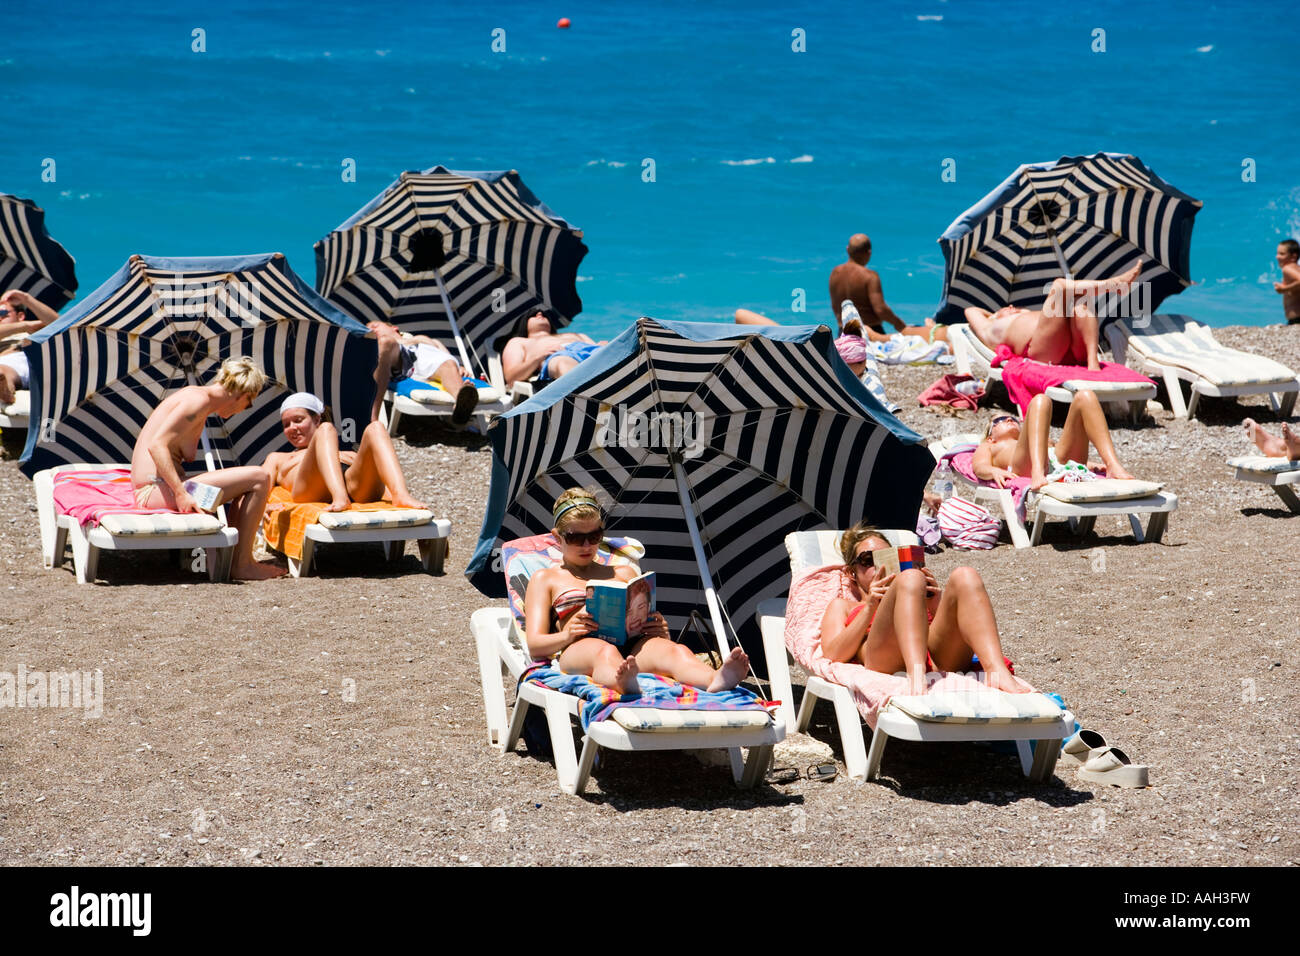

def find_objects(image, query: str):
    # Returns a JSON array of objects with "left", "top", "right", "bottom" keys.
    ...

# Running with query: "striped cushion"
[
  {"left": 608, "top": 707, "right": 773, "bottom": 732},
  {"left": 404, "top": 384, "right": 501, "bottom": 405},
  {"left": 888, "top": 690, "right": 1064, "bottom": 724},
  {"left": 1, "top": 391, "right": 30, "bottom": 416},
  {"left": 98, "top": 512, "right": 223, "bottom": 536},
  {"left": 1227, "top": 455, "right": 1300, "bottom": 474},
  {"left": 1125, "top": 316, "right": 1298, "bottom": 387},
  {"left": 316, "top": 508, "right": 433, "bottom": 529},
  {"left": 1038, "top": 478, "right": 1164, "bottom": 502},
  {"left": 785, "top": 528, "right": 919, "bottom": 575}
]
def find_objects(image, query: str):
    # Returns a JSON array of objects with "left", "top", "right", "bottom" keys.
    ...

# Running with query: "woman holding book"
[
  {"left": 525, "top": 488, "right": 750, "bottom": 695},
  {"left": 820, "top": 522, "right": 1033, "bottom": 696}
]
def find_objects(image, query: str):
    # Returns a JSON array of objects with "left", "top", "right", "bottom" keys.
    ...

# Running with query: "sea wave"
[
  {"left": 721, "top": 157, "right": 775, "bottom": 166},
  {"left": 789, "top": 154, "right": 814, "bottom": 164}
]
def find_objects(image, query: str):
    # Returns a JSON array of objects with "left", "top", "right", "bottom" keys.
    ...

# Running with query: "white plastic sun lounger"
[
  {"left": 756, "top": 529, "right": 1073, "bottom": 782},
  {"left": 1106, "top": 314, "right": 1300, "bottom": 420},
  {"left": 949, "top": 323, "right": 1155, "bottom": 421},
  {"left": 381, "top": 380, "right": 511, "bottom": 435},
  {"left": 472, "top": 535, "right": 784, "bottom": 796},
  {"left": 929, "top": 434, "right": 1178, "bottom": 548},
  {"left": 262, "top": 507, "right": 451, "bottom": 578},
  {"left": 0, "top": 389, "right": 30, "bottom": 431},
  {"left": 1227, "top": 455, "right": 1300, "bottom": 513},
  {"left": 35, "top": 464, "right": 238, "bottom": 584}
]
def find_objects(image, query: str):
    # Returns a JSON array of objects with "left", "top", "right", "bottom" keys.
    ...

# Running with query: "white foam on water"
[{"left": 722, "top": 157, "right": 775, "bottom": 166}]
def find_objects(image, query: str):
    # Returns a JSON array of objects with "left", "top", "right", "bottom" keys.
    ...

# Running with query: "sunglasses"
[
  {"left": 852, "top": 552, "right": 875, "bottom": 569},
  {"left": 990, "top": 415, "right": 1019, "bottom": 428},
  {"left": 766, "top": 763, "right": 839, "bottom": 785},
  {"left": 560, "top": 527, "right": 604, "bottom": 546}
]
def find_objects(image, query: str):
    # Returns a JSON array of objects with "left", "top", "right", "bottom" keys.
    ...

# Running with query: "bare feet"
[
  {"left": 326, "top": 495, "right": 351, "bottom": 513},
  {"left": 390, "top": 492, "right": 427, "bottom": 510},
  {"left": 1244, "top": 418, "right": 1288, "bottom": 457},
  {"left": 984, "top": 668, "right": 1034, "bottom": 694},
  {"left": 614, "top": 654, "right": 640, "bottom": 695},
  {"left": 1282, "top": 423, "right": 1300, "bottom": 459},
  {"left": 1117, "top": 260, "right": 1143, "bottom": 287},
  {"left": 706, "top": 646, "right": 750, "bottom": 692},
  {"left": 232, "top": 560, "right": 288, "bottom": 581},
  {"left": 1105, "top": 462, "right": 1135, "bottom": 480}
]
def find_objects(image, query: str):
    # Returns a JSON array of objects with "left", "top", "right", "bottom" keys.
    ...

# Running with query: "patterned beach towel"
[
  {"left": 52, "top": 468, "right": 174, "bottom": 528},
  {"left": 520, "top": 663, "right": 769, "bottom": 731},
  {"left": 261, "top": 485, "right": 412, "bottom": 561}
]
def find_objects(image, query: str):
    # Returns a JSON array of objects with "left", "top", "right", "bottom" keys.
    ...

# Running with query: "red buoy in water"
[{"left": 557, "top": 17, "right": 571, "bottom": 29}]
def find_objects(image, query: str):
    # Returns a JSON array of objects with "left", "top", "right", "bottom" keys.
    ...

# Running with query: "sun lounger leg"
[
  {"left": 1272, "top": 484, "right": 1300, "bottom": 514},
  {"left": 1185, "top": 387, "right": 1202, "bottom": 421},
  {"left": 418, "top": 537, "right": 447, "bottom": 574},
  {"left": 1128, "top": 513, "right": 1145, "bottom": 542},
  {"left": 863, "top": 727, "right": 888, "bottom": 781},
  {"left": 386, "top": 403, "right": 401, "bottom": 437},
  {"left": 951, "top": 329, "right": 973, "bottom": 376},
  {"left": 545, "top": 695, "right": 582, "bottom": 794},
  {"left": 1161, "top": 367, "right": 1189, "bottom": 419},
  {"left": 504, "top": 699, "right": 530, "bottom": 753},
  {"left": 291, "top": 537, "right": 316, "bottom": 578},
  {"left": 1019, "top": 738, "right": 1060, "bottom": 782},
  {"left": 830, "top": 690, "right": 869, "bottom": 780},
  {"left": 739, "top": 745, "right": 773, "bottom": 788},
  {"left": 1030, "top": 510, "right": 1046, "bottom": 546},
  {"left": 477, "top": 638, "right": 511, "bottom": 749},
  {"left": 49, "top": 523, "right": 68, "bottom": 570},
  {"left": 1278, "top": 390, "right": 1297, "bottom": 417},
  {"left": 1001, "top": 490, "right": 1031, "bottom": 548},
  {"left": 68, "top": 522, "right": 95, "bottom": 584},
  {"left": 573, "top": 736, "right": 599, "bottom": 795},
  {"left": 727, "top": 747, "right": 745, "bottom": 782},
  {"left": 1075, "top": 515, "right": 1096, "bottom": 538},
  {"left": 208, "top": 546, "right": 234, "bottom": 583},
  {"left": 794, "top": 688, "right": 818, "bottom": 733},
  {"left": 382, "top": 540, "right": 403, "bottom": 562},
  {"left": 1145, "top": 511, "right": 1170, "bottom": 543}
]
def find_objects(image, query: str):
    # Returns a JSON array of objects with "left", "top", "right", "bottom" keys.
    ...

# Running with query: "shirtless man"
[
  {"left": 828, "top": 234, "right": 948, "bottom": 345},
  {"left": 0, "top": 289, "right": 61, "bottom": 406},
  {"left": 130, "top": 357, "right": 285, "bottom": 580},
  {"left": 263, "top": 392, "right": 425, "bottom": 512},
  {"left": 1274, "top": 239, "right": 1300, "bottom": 324},
  {"left": 965, "top": 261, "right": 1143, "bottom": 371},
  {"left": 368, "top": 320, "right": 478, "bottom": 427},
  {"left": 499, "top": 309, "right": 605, "bottom": 387},
  {"left": 972, "top": 390, "right": 1135, "bottom": 492},
  {"left": 1243, "top": 418, "right": 1300, "bottom": 459}
]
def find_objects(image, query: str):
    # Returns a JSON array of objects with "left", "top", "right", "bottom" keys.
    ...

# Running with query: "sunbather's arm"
[
  {"left": 818, "top": 596, "right": 874, "bottom": 664},
  {"left": 0, "top": 289, "right": 59, "bottom": 332},
  {"left": 971, "top": 443, "right": 1015, "bottom": 487},
  {"left": 523, "top": 568, "right": 586, "bottom": 659},
  {"left": 143, "top": 392, "right": 210, "bottom": 513},
  {"left": 1275, "top": 264, "right": 1300, "bottom": 293},
  {"left": 501, "top": 339, "right": 542, "bottom": 387},
  {"left": 865, "top": 273, "right": 906, "bottom": 334}
]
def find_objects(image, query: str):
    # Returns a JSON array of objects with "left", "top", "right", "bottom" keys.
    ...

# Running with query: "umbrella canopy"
[
  {"left": 933, "top": 152, "right": 1201, "bottom": 326},
  {"left": 20, "top": 253, "right": 376, "bottom": 477},
  {"left": 0, "top": 194, "right": 77, "bottom": 310},
  {"left": 466, "top": 317, "right": 936, "bottom": 675},
  {"left": 314, "top": 165, "right": 588, "bottom": 373}
]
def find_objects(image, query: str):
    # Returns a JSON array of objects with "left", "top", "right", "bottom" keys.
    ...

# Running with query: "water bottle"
[{"left": 931, "top": 461, "right": 955, "bottom": 500}]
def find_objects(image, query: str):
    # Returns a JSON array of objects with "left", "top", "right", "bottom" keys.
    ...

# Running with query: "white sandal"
[{"left": 1077, "top": 746, "right": 1150, "bottom": 788}]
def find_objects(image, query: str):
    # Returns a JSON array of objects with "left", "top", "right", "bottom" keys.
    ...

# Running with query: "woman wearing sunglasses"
[
  {"left": 820, "top": 522, "right": 1033, "bottom": 697},
  {"left": 524, "top": 487, "right": 750, "bottom": 695},
  {"left": 973, "top": 390, "right": 1135, "bottom": 492}
]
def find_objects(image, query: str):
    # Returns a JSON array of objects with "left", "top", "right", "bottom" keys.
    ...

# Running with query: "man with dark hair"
[
  {"left": 1275, "top": 239, "right": 1300, "bottom": 324},
  {"left": 828, "top": 233, "right": 947, "bottom": 344},
  {"left": 499, "top": 308, "right": 605, "bottom": 387}
]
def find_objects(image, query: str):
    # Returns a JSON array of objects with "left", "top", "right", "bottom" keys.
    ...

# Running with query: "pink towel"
[
  {"left": 918, "top": 373, "right": 984, "bottom": 410},
  {"left": 943, "top": 446, "right": 1031, "bottom": 523},
  {"left": 52, "top": 468, "right": 176, "bottom": 528},
  {"left": 991, "top": 346, "right": 1154, "bottom": 415},
  {"left": 784, "top": 564, "right": 1015, "bottom": 728}
]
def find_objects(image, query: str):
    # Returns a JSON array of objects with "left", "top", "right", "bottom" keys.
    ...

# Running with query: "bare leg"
[
  {"left": 372, "top": 337, "right": 401, "bottom": 422},
  {"left": 558, "top": 638, "right": 640, "bottom": 694},
  {"left": 292, "top": 422, "right": 351, "bottom": 511},
  {"left": 964, "top": 307, "right": 999, "bottom": 351},
  {"left": 734, "top": 308, "right": 778, "bottom": 326},
  {"left": 1283, "top": 423, "right": 1300, "bottom": 458},
  {"left": 1244, "top": 418, "right": 1289, "bottom": 457},
  {"left": 433, "top": 359, "right": 464, "bottom": 399},
  {"left": 1068, "top": 300, "right": 1101, "bottom": 370},
  {"left": 927, "top": 567, "right": 1032, "bottom": 693},
  {"left": 346, "top": 420, "right": 425, "bottom": 508},
  {"left": 857, "top": 568, "right": 930, "bottom": 695},
  {"left": 1055, "top": 390, "right": 1133, "bottom": 478},
  {"left": 543, "top": 355, "right": 579, "bottom": 381},
  {"left": 1010, "top": 393, "right": 1053, "bottom": 487},
  {"left": 630, "top": 638, "right": 749, "bottom": 692}
]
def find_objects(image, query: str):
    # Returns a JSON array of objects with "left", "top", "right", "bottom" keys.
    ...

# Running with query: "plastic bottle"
[{"left": 931, "top": 460, "right": 955, "bottom": 500}]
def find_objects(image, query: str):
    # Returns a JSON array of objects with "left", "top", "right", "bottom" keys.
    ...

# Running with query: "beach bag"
[{"left": 937, "top": 496, "right": 1000, "bottom": 550}]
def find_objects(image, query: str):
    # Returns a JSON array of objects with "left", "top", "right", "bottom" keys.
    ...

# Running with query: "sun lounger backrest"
[
  {"left": 500, "top": 533, "right": 645, "bottom": 629},
  {"left": 785, "top": 528, "right": 919, "bottom": 577}
]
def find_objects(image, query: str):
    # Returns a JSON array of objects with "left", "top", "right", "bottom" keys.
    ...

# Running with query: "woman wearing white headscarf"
[{"left": 262, "top": 392, "right": 425, "bottom": 512}]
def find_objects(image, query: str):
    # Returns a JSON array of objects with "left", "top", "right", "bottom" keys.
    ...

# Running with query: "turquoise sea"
[{"left": 4, "top": 0, "right": 1297, "bottom": 336}]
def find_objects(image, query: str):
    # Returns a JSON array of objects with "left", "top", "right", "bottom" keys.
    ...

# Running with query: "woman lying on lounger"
[
  {"left": 820, "top": 522, "right": 1033, "bottom": 697},
  {"left": 972, "top": 389, "right": 1135, "bottom": 492},
  {"left": 261, "top": 392, "right": 425, "bottom": 511},
  {"left": 524, "top": 487, "right": 749, "bottom": 695}
]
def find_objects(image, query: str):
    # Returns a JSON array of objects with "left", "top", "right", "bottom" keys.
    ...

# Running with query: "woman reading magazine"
[{"left": 524, "top": 488, "right": 749, "bottom": 694}]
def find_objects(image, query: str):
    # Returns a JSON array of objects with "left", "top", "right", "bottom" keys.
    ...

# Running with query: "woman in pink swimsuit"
[
  {"left": 524, "top": 487, "right": 750, "bottom": 695},
  {"left": 818, "top": 522, "right": 1032, "bottom": 696}
]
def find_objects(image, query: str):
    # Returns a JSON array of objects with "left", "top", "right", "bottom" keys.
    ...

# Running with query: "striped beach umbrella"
[
  {"left": 0, "top": 194, "right": 77, "bottom": 309},
  {"left": 314, "top": 165, "right": 587, "bottom": 374},
  {"left": 933, "top": 153, "right": 1201, "bottom": 326},
  {"left": 466, "top": 317, "right": 936, "bottom": 674},
  {"left": 20, "top": 253, "right": 376, "bottom": 477}
]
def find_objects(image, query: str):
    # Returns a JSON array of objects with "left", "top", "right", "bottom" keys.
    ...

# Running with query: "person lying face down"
[
  {"left": 818, "top": 522, "right": 1034, "bottom": 697},
  {"left": 261, "top": 392, "right": 426, "bottom": 513}
]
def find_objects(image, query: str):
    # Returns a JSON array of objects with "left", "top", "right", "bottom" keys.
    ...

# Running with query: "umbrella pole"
[
  {"left": 432, "top": 269, "right": 485, "bottom": 379},
  {"left": 671, "top": 458, "right": 732, "bottom": 658},
  {"left": 1047, "top": 229, "right": 1074, "bottom": 280}
]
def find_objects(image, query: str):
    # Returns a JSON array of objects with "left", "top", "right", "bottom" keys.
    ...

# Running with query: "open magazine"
[{"left": 584, "top": 571, "right": 656, "bottom": 649}]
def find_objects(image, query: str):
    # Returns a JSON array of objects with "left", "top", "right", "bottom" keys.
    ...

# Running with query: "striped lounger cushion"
[
  {"left": 888, "top": 690, "right": 1064, "bottom": 724},
  {"left": 316, "top": 509, "right": 434, "bottom": 530},
  {"left": 608, "top": 708, "right": 774, "bottom": 732},
  {"left": 1227, "top": 455, "right": 1300, "bottom": 474},
  {"left": 1037, "top": 478, "right": 1165, "bottom": 503},
  {"left": 98, "top": 513, "right": 224, "bottom": 536}
]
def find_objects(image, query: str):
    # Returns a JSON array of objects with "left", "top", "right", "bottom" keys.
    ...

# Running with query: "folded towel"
[
  {"left": 52, "top": 468, "right": 175, "bottom": 528},
  {"left": 991, "top": 349, "right": 1154, "bottom": 415},
  {"left": 520, "top": 664, "right": 769, "bottom": 731},
  {"left": 261, "top": 485, "right": 412, "bottom": 561},
  {"left": 869, "top": 333, "right": 947, "bottom": 366},
  {"left": 918, "top": 373, "right": 984, "bottom": 410}
]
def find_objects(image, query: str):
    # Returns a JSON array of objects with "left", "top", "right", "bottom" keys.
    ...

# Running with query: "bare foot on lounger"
[
  {"left": 389, "top": 491, "right": 427, "bottom": 510},
  {"left": 706, "top": 647, "right": 750, "bottom": 692},
  {"left": 232, "top": 559, "right": 288, "bottom": 581},
  {"left": 1105, "top": 462, "right": 1135, "bottom": 481},
  {"left": 1244, "top": 418, "right": 1288, "bottom": 457},
  {"left": 614, "top": 655, "right": 641, "bottom": 695},
  {"left": 327, "top": 494, "right": 351, "bottom": 513},
  {"left": 984, "top": 669, "right": 1034, "bottom": 694},
  {"left": 1282, "top": 423, "right": 1300, "bottom": 459}
]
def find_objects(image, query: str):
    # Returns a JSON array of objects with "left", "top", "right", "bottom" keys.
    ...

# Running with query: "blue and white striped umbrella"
[
  {"left": 466, "top": 317, "right": 936, "bottom": 675},
  {"left": 20, "top": 253, "right": 376, "bottom": 477},
  {"left": 934, "top": 153, "right": 1201, "bottom": 326},
  {"left": 0, "top": 194, "right": 77, "bottom": 310},
  {"left": 314, "top": 165, "right": 587, "bottom": 373}
]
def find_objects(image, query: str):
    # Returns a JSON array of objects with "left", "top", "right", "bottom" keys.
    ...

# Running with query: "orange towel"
[{"left": 261, "top": 485, "right": 409, "bottom": 561}]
